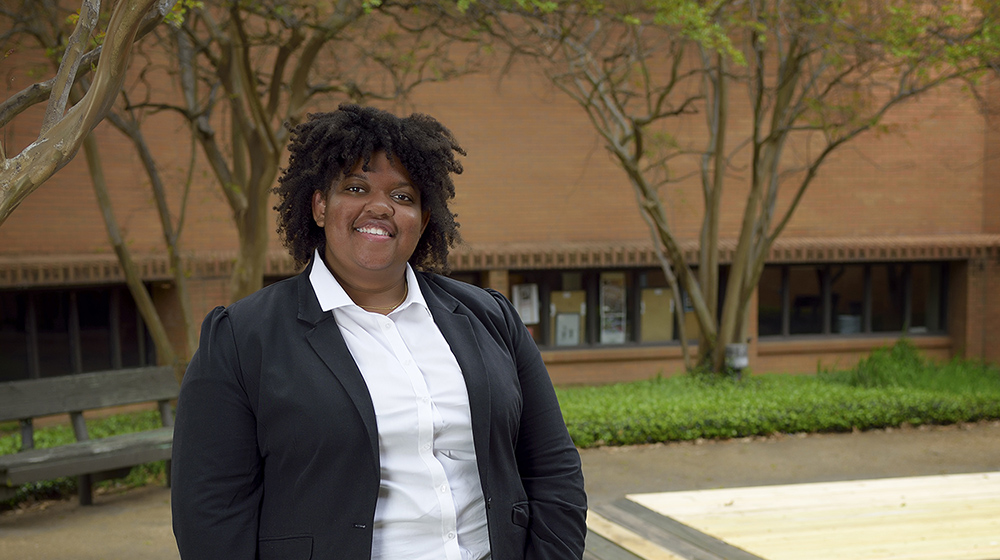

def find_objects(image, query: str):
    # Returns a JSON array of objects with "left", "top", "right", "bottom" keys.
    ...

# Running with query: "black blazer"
[{"left": 171, "top": 262, "right": 587, "bottom": 559}]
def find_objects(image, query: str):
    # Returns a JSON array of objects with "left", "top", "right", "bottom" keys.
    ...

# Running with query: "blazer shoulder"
[
  {"left": 419, "top": 272, "right": 511, "bottom": 315},
  {"left": 418, "top": 272, "right": 522, "bottom": 350},
  {"left": 216, "top": 272, "right": 303, "bottom": 326}
]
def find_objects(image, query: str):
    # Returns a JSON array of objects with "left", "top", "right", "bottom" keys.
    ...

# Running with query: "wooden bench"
[{"left": 0, "top": 365, "right": 178, "bottom": 505}]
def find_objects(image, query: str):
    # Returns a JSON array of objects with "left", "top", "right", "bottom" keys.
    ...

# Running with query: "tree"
[
  {"left": 1, "top": 0, "right": 197, "bottom": 381},
  {"left": 145, "top": 0, "right": 480, "bottom": 301},
  {"left": 0, "top": 0, "right": 180, "bottom": 225},
  {"left": 1, "top": 0, "right": 479, "bottom": 381},
  {"left": 466, "top": 0, "right": 999, "bottom": 371}
]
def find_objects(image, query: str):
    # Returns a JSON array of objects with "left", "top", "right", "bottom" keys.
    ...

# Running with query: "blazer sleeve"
[
  {"left": 171, "top": 307, "right": 263, "bottom": 560},
  {"left": 489, "top": 290, "right": 588, "bottom": 559}
]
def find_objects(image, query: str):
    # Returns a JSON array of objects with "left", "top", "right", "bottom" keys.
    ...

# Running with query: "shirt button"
[
  {"left": 447, "top": 532, "right": 455, "bottom": 540},
  {"left": 404, "top": 359, "right": 413, "bottom": 366},
  {"left": 381, "top": 321, "right": 391, "bottom": 330},
  {"left": 422, "top": 443, "right": 431, "bottom": 451},
  {"left": 440, "top": 485, "right": 448, "bottom": 494}
]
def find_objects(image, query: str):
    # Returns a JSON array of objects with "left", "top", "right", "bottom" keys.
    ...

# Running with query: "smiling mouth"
[{"left": 355, "top": 226, "right": 393, "bottom": 237}]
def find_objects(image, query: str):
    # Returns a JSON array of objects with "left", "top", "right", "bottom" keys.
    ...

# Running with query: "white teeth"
[{"left": 356, "top": 226, "right": 391, "bottom": 237}]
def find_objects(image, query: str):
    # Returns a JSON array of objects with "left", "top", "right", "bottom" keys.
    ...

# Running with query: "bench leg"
[{"left": 78, "top": 474, "right": 93, "bottom": 506}]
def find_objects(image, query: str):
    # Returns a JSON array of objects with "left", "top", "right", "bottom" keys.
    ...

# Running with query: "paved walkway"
[{"left": 1, "top": 421, "right": 999, "bottom": 559}]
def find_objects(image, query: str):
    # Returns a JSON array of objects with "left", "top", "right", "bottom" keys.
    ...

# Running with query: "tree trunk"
[
  {"left": 83, "top": 133, "right": 183, "bottom": 383},
  {"left": 229, "top": 171, "right": 275, "bottom": 301},
  {"left": 104, "top": 110, "right": 198, "bottom": 358}
]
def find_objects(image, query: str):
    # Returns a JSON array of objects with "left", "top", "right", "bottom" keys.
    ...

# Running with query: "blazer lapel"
[
  {"left": 418, "top": 275, "right": 494, "bottom": 460},
  {"left": 297, "top": 262, "right": 380, "bottom": 463}
]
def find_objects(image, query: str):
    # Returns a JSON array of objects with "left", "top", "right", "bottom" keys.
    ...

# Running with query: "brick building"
[{"left": 1, "top": 53, "right": 998, "bottom": 385}]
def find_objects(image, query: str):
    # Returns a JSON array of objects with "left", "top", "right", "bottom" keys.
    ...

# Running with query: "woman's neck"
[{"left": 328, "top": 265, "right": 408, "bottom": 315}]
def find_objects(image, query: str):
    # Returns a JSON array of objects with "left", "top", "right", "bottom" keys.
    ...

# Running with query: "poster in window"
[
  {"left": 512, "top": 283, "right": 540, "bottom": 325},
  {"left": 555, "top": 313, "right": 581, "bottom": 346},
  {"left": 640, "top": 287, "right": 674, "bottom": 342},
  {"left": 599, "top": 272, "right": 627, "bottom": 344},
  {"left": 549, "top": 290, "right": 586, "bottom": 346}
]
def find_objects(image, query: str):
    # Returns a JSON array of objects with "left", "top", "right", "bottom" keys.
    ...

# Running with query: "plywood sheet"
[{"left": 628, "top": 472, "right": 1000, "bottom": 560}]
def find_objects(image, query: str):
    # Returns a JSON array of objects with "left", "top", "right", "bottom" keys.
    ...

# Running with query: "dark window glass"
[
  {"left": 908, "top": 263, "right": 945, "bottom": 333},
  {"left": 788, "top": 266, "right": 823, "bottom": 335},
  {"left": 758, "top": 267, "right": 784, "bottom": 336},
  {"left": 871, "top": 264, "right": 905, "bottom": 333},
  {"left": 118, "top": 289, "right": 145, "bottom": 368},
  {"left": 77, "top": 289, "right": 112, "bottom": 372},
  {"left": 0, "top": 292, "right": 28, "bottom": 382},
  {"left": 758, "top": 262, "right": 947, "bottom": 338},
  {"left": 35, "top": 291, "right": 73, "bottom": 377},
  {"left": 0, "top": 285, "right": 152, "bottom": 380},
  {"left": 831, "top": 265, "right": 865, "bottom": 334}
]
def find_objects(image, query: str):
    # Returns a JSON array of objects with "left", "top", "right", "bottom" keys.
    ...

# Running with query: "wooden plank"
[
  {"left": 584, "top": 529, "right": 646, "bottom": 560},
  {"left": 629, "top": 472, "right": 1000, "bottom": 560},
  {"left": 594, "top": 500, "right": 765, "bottom": 560},
  {"left": 0, "top": 428, "right": 173, "bottom": 485},
  {"left": 587, "top": 510, "right": 688, "bottom": 560},
  {"left": 0, "top": 366, "right": 178, "bottom": 421}
]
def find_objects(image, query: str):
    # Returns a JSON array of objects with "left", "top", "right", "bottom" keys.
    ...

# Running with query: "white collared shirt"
[{"left": 309, "top": 251, "right": 490, "bottom": 560}]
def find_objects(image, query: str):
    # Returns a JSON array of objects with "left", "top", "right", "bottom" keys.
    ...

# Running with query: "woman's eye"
[{"left": 393, "top": 193, "right": 414, "bottom": 203}]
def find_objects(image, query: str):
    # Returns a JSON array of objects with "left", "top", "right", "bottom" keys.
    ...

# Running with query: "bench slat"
[
  {"left": 0, "top": 366, "right": 178, "bottom": 422},
  {"left": 0, "top": 428, "right": 173, "bottom": 485}
]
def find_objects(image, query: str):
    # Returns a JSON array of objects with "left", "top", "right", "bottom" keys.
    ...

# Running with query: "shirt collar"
[{"left": 309, "top": 249, "right": 426, "bottom": 314}]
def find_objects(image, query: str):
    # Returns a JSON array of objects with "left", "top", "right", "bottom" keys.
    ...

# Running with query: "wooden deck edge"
[
  {"left": 585, "top": 529, "right": 646, "bottom": 560},
  {"left": 593, "top": 499, "right": 766, "bottom": 560}
]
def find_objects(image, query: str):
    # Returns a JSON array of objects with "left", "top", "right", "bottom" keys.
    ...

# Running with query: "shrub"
[{"left": 557, "top": 341, "right": 1000, "bottom": 448}]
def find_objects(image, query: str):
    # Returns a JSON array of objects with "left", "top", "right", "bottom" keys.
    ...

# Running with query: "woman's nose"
[{"left": 365, "top": 192, "right": 393, "bottom": 217}]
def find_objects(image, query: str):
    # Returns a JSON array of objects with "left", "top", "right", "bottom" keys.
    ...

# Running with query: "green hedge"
[
  {"left": 557, "top": 374, "right": 1000, "bottom": 447},
  {"left": 557, "top": 340, "right": 1000, "bottom": 447}
]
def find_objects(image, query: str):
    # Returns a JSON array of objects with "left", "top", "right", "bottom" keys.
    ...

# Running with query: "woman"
[{"left": 171, "top": 104, "right": 588, "bottom": 560}]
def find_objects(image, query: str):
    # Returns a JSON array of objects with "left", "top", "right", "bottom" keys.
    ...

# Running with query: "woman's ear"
[{"left": 312, "top": 190, "right": 327, "bottom": 227}]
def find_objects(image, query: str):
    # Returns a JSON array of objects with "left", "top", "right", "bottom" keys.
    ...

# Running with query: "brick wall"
[
  {"left": 980, "top": 258, "right": 1000, "bottom": 364},
  {"left": 0, "top": 51, "right": 990, "bottom": 259},
  {"left": 2, "top": 33, "right": 997, "bottom": 376}
]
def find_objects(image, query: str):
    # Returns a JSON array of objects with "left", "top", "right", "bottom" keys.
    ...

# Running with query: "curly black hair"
[{"left": 274, "top": 104, "right": 464, "bottom": 273}]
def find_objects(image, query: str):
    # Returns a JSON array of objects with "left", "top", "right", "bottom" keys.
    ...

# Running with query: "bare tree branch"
[{"left": 0, "top": 0, "right": 179, "bottom": 226}]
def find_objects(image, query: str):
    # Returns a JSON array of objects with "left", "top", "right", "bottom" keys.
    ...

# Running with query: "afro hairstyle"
[{"left": 274, "top": 103, "right": 464, "bottom": 273}]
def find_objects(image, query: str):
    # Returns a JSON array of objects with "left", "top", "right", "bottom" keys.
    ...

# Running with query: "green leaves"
[
  {"left": 164, "top": 0, "right": 205, "bottom": 28},
  {"left": 557, "top": 341, "right": 1000, "bottom": 447}
]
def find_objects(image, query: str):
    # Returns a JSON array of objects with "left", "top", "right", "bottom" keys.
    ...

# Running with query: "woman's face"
[{"left": 312, "top": 152, "right": 429, "bottom": 288}]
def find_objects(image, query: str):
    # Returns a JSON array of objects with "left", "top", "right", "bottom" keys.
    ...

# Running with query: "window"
[
  {"left": 599, "top": 272, "right": 628, "bottom": 344},
  {"left": 511, "top": 268, "right": 690, "bottom": 348},
  {"left": 832, "top": 265, "right": 865, "bottom": 334},
  {"left": 789, "top": 266, "right": 824, "bottom": 335},
  {"left": 757, "top": 262, "right": 948, "bottom": 338},
  {"left": 0, "top": 286, "right": 153, "bottom": 382},
  {"left": 638, "top": 269, "right": 675, "bottom": 343}
]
